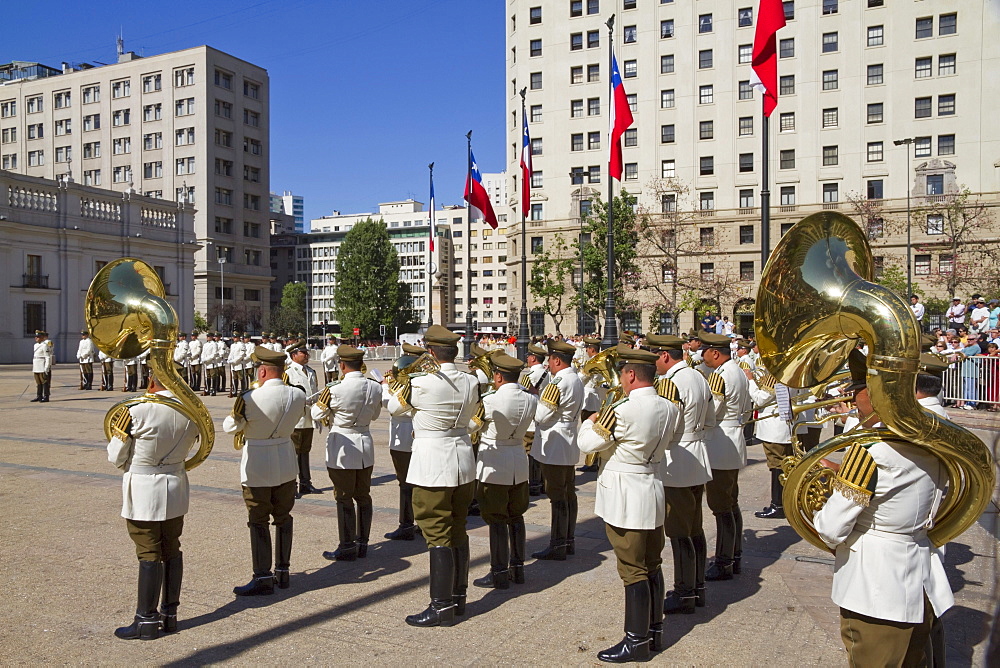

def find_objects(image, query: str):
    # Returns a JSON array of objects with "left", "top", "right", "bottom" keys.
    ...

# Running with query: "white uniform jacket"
[
  {"left": 520, "top": 363, "right": 550, "bottom": 432},
  {"left": 578, "top": 362, "right": 605, "bottom": 413},
  {"left": 387, "top": 363, "right": 479, "bottom": 488},
  {"left": 579, "top": 386, "right": 681, "bottom": 530},
  {"left": 749, "top": 379, "right": 792, "bottom": 445},
  {"left": 227, "top": 341, "right": 246, "bottom": 370},
  {"left": 383, "top": 383, "right": 414, "bottom": 453},
  {"left": 659, "top": 365, "right": 713, "bottom": 487},
  {"left": 217, "top": 341, "right": 230, "bottom": 368},
  {"left": 704, "top": 358, "right": 751, "bottom": 470},
  {"left": 320, "top": 344, "right": 339, "bottom": 373},
  {"left": 107, "top": 390, "right": 198, "bottom": 521},
  {"left": 814, "top": 439, "right": 953, "bottom": 624},
  {"left": 223, "top": 378, "right": 305, "bottom": 487},
  {"left": 173, "top": 340, "right": 190, "bottom": 367},
  {"left": 918, "top": 395, "right": 948, "bottom": 419},
  {"left": 99, "top": 350, "right": 112, "bottom": 364},
  {"left": 33, "top": 341, "right": 53, "bottom": 373},
  {"left": 531, "top": 367, "right": 584, "bottom": 466},
  {"left": 188, "top": 338, "right": 203, "bottom": 365},
  {"left": 311, "top": 371, "right": 382, "bottom": 470},
  {"left": 201, "top": 340, "right": 219, "bottom": 369},
  {"left": 77, "top": 338, "right": 98, "bottom": 364},
  {"left": 475, "top": 383, "right": 538, "bottom": 485},
  {"left": 285, "top": 360, "right": 319, "bottom": 429}
]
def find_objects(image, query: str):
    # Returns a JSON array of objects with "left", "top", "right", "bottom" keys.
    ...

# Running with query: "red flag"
[
  {"left": 750, "top": 0, "right": 786, "bottom": 117},
  {"left": 520, "top": 111, "right": 532, "bottom": 217},
  {"left": 464, "top": 150, "right": 498, "bottom": 229},
  {"left": 609, "top": 53, "right": 634, "bottom": 181}
]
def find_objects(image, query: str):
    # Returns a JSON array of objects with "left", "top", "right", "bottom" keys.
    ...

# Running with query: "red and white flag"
[
  {"left": 609, "top": 53, "right": 634, "bottom": 181},
  {"left": 519, "top": 110, "right": 532, "bottom": 217},
  {"left": 464, "top": 150, "right": 498, "bottom": 229},
  {"left": 750, "top": 0, "right": 786, "bottom": 117}
]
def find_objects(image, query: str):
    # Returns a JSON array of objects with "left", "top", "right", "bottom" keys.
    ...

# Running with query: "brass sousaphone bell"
[{"left": 755, "top": 212, "right": 994, "bottom": 552}]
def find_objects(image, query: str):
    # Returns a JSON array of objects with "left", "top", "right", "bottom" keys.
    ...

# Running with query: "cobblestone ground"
[{"left": 1, "top": 363, "right": 996, "bottom": 666}]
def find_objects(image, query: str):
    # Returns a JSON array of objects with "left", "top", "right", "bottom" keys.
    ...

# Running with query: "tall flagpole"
[
  {"left": 427, "top": 161, "right": 434, "bottom": 329},
  {"left": 600, "top": 13, "right": 618, "bottom": 349},
  {"left": 760, "top": 101, "right": 771, "bottom": 268},
  {"left": 517, "top": 88, "right": 530, "bottom": 361},
  {"left": 463, "top": 130, "right": 474, "bottom": 356}
]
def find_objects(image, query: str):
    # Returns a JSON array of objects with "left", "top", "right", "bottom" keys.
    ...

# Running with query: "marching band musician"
[
  {"left": 285, "top": 340, "right": 322, "bottom": 498},
  {"left": 813, "top": 375, "right": 953, "bottom": 667},
  {"left": 387, "top": 325, "right": 479, "bottom": 628},
  {"left": 700, "top": 331, "right": 751, "bottom": 581},
  {"left": 173, "top": 333, "right": 190, "bottom": 385},
  {"left": 577, "top": 336, "right": 604, "bottom": 473},
  {"left": 188, "top": 331, "right": 203, "bottom": 392},
  {"left": 644, "top": 334, "right": 713, "bottom": 614},
  {"left": 107, "top": 369, "right": 198, "bottom": 640},
  {"left": 99, "top": 348, "right": 115, "bottom": 392},
  {"left": 745, "top": 369, "right": 791, "bottom": 520},
  {"left": 382, "top": 342, "right": 428, "bottom": 541},
  {"left": 311, "top": 344, "right": 382, "bottom": 561},
  {"left": 469, "top": 352, "right": 538, "bottom": 589},
  {"left": 30, "top": 330, "right": 53, "bottom": 403},
  {"left": 227, "top": 333, "right": 247, "bottom": 397},
  {"left": 223, "top": 346, "right": 306, "bottom": 596},
  {"left": 578, "top": 345, "right": 682, "bottom": 663},
  {"left": 530, "top": 339, "right": 584, "bottom": 561},
  {"left": 520, "top": 343, "right": 551, "bottom": 496},
  {"left": 77, "top": 329, "right": 98, "bottom": 390},
  {"left": 320, "top": 334, "right": 339, "bottom": 384}
]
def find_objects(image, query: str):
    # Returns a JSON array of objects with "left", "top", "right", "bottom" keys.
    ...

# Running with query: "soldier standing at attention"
[
  {"left": 531, "top": 339, "right": 584, "bottom": 561},
  {"left": 31, "top": 330, "right": 53, "bottom": 403},
  {"left": 107, "top": 371, "right": 198, "bottom": 640},
  {"left": 200, "top": 333, "right": 219, "bottom": 397},
  {"left": 77, "top": 329, "right": 98, "bottom": 390},
  {"left": 520, "top": 344, "right": 550, "bottom": 496},
  {"left": 124, "top": 354, "right": 140, "bottom": 393},
  {"left": 382, "top": 343, "right": 427, "bottom": 541},
  {"left": 99, "top": 348, "right": 115, "bottom": 392},
  {"left": 173, "top": 333, "right": 190, "bottom": 385},
  {"left": 387, "top": 325, "right": 479, "bottom": 628},
  {"left": 188, "top": 332, "right": 203, "bottom": 392},
  {"left": 470, "top": 353, "right": 538, "bottom": 589},
  {"left": 320, "top": 335, "right": 339, "bottom": 384},
  {"left": 311, "top": 344, "right": 382, "bottom": 560},
  {"left": 284, "top": 340, "right": 322, "bottom": 497},
  {"left": 227, "top": 334, "right": 247, "bottom": 397},
  {"left": 223, "top": 347, "right": 306, "bottom": 596},
  {"left": 579, "top": 345, "right": 681, "bottom": 662}
]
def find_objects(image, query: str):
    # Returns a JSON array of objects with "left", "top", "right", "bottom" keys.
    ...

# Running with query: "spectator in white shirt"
[
  {"left": 969, "top": 299, "right": 990, "bottom": 335},
  {"left": 909, "top": 295, "right": 925, "bottom": 330},
  {"left": 946, "top": 298, "right": 967, "bottom": 329}
]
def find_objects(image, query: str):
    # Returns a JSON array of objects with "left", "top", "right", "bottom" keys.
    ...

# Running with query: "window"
[
  {"left": 783, "top": 1, "right": 795, "bottom": 20},
  {"left": 780, "top": 186, "right": 796, "bottom": 205},
  {"left": 822, "top": 0, "right": 838, "bottom": 15},
  {"left": 27, "top": 123, "right": 43, "bottom": 139},
  {"left": 740, "top": 225, "right": 755, "bottom": 244},
  {"left": 914, "top": 136, "right": 931, "bottom": 157},
  {"left": 215, "top": 129, "right": 232, "bottom": 147},
  {"left": 143, "top": 103, "right": 162, "bottom": 122},
  {"left": 739, "top": 190, "right": 754, "bottom": 209},
  {"left": 83, "top": 169, "right": 101, "bottom": 185},
  {"left": 530, "top": 104, "right": 542, "bottom": 122},
  {"left": 27, "top": 150, "right": 44, "bottom": 167},
  {"left": 700, "top": 121, "right": 714, "bottom": 140},
  {"left": 624, "top": 0, "right": 636, "bottom": 8},
  {"left": 779, "top": 112, "right": 795, "bottom": 132},
  {"left": 245, "top": 138, "right": 263, "bottom": 155},
  {"left": 112, "top": 109, "right": 130, "bottom": 126},
  {"left": 111, "top": 80, "right": 130, "bottom": 98},
  {"left": 531, "top": 171, "right": 543, "bottom": 188},
  {"left": 661, "top": 54, "right": 675, "bottom": 74},
  {"left": 244, "top": 166, "right": 260, "bottom": 183},
  {"left": 779, "top": 150, "right": 795, "bottom": 169},
  {"left": 624, "top": 163, "right": 638, "bottom": 180},
  {"left": 215, "top": 188, "right": 233, "bottom": 205},
  {"left": 867, "top": 64, "right": 884, "bottom": 85},
  {"left": 588, "top": 165, "right": 601, "bottom": 183},
  {"left": 926, "top": 174, "right": 944, "bottom": 195},
  {"left": 82, "top": 141, "right": 101, "bottom": 159},
  {"left": 867, "top": 103, "right": 884, "bottom": 124},
  {"left": 623, "top": 60, "right": 637, "bottom": 78},
  {"left": 173, "top": 67, "right": 194, "bottom": 87},
  {"left": 822, "top": 183, "right": 839, "bottom": 202},
  {"left": 530, "top": 204, "right": 543, "bottom": 221},
  {"left": 915, "top": 255, "right": 931, "bottom": 275},
  {"left": 939, "top": 13, "right": 957, "bottom": 35},
  {"left": 587, "top": 64, "right": 600, "bottom": 81},
  {"left": 939, "top": 54, "right": 956, "bottom": 75},
  {"left": 699, "top": 50, "right": 713, "bottom": 69},
  {"left": 571, "top": 133, "right": 584, "bottom": 151},
  {"left": 530, "top": 72, "right": 542, "bottom": 90},
  {"left": 700, "top": 156, "right": 714, "bottom": 176},
  {"left": 823, "top": 145, "right": 839, "bottom": 166},
  {"left": 939, "top": 254, "right": 953, "bottom": 274},
  {"left": 700, "top": 263, "right": 715, "bottom": 282},
  {"left": 53, "top": 91, "right": 71, "bottom": 108},
  {"left": 699, "top": 85, "right": 714, "bottom": 104},
  {"left": 24, "top": 302, "right": 45, "bottom": 337},
  {"left": 739, "top": 7, "right": 753, "bottom": 27},
  {"left": 587, "top": 30, "right": 599, "bottom": 48},
  {"left": 175, "top": 157, "right": 195, "bottom": 175},
  {"left": 699, "top": 13, "right": 713, "bottom": 33},
  {"left": 530, "top": 236, "right": 544, "bottom": 254},
  {"left": 570, "top": 33, "right": 583, "bottom": 51},
  {"left": 662, "top": 265, "right": 676, "bottom": 283},
  {"left": 867, "top": 142, "right": 884, "bottom": 162},
  {"left": 779, "top": 38, "right": 795, "bottom": 58},
  {"left": 624, "top": 128, "right": 637, "bottom": 147},
  {"left": 661, "top": 19, "right": 674, "bottom": 39},
  {"left": 570, "top": 66, "right": 584, "bottom": 84},
  {"left": 868, "top": 25, "right": 884, "bottom": 47},
  {"left": 661, "top": 89, "right": 675, "bottom": 108},
  {"left": 570, "top": 100, "right": 583, "bottom": 118},
  {"left": 739, "top": 153, "right": 754, "bottom": 172},
  {"left": 915, "top": 17, "right": 933, "bottom": 39},
  {"left": 0, "top": 100, "right": 16, "bottom": 117},
  {"left": 700, "top": 227, "right": 715, "bottom": 246},
  {"left": 0, "top": 127, "right": 14, "bottom": 143},
  {"left": 55, "top": 146, "right": 71, "bottom": 163},
  {"left": 914, "top": 97, "right": 932, "bottom": 118},
  {"left": 915, "top": 57, "right": 932, "bottom": 78},
  {"left": 570, "top": 167, "right": 585, "bottom": 185},
  {"left": 244, "top": 109, "right": 260, "bottom": 127},
  {"left": 175, "top": 98, "right": 195, "bottom": 117},
  {"left": 739, "top": 117, "right": 753, "bottom": 136},
  {"left": 822, "top": 70, "right": 838, "bottom": 90},
  {"left": 530, "top": 39, "right": 542, "bottom": 57},
  {"left": 661, "top": 194, "right": 677, "bottom": 213},
  {"left": 588, "top": 132, "right": 600, "bottom": 150},
  {"left": 244, "top": 194, "right": 261, "bottom": 211},
  {"left": 214, "top": 70, "right": 232, "bottom": 89},
  {"left": 587, "top": 98, "right": 600, "bottom": 116},
  {"left": 661, "top": 124, "right": 675, "bottom": 143},
  {"left": 739, "top": 80, "right": 754, "bottom": 100},
  {"left": 623, "top": 25, "right": 637, "bottom": 43},
  {"left": 867, "top": 179, "right": 884, "bottom": 200},
  {"left": 175, "top": 127, "right": 195, "bottom": 145},
  {"left": 215, "top": 100, "right": 232, "bottom": 118},
  {"left": 779, "top": 75, "right": 795, "bottom": 95},
  {"left": 2, "top": 154, "right": 18, "bottom": 169},
  {"left": 938, "top": 134, "right": 955, "bottom": 155},
  {"left": 822, "top": 32, "right": 838, "bottom": 52},
  {"left": 868, "top": 0, "right": 884, "bottom": 6},
  {"left": 938, "top": 94, "right": 955, "bottom": 116},
  {"left": 215, "top": 158, "right": 233, "bottom": 176},
  {"left": 579, "top": 199, "right": 592, "bottom": 218},
  {"left": 740, "top": 262, "right": 755, "bottom": 282},
  {"left": 54, "top": 119, "right": 71, "bottom": 136},
  {"left": 82, "top": 85, "right": 100, "bottom": 104},
  {"left": 661, "top": 160, "right": 676, "bottom": 178},
  {"left": 738, "top": 44, "right": 752, "bottom": 64},
  {"left": 699, "top": 193, "right": 715, "bottom": 211},
  {"left": 530, "top": 137, "right": 542, "bottom": 155},
  {"left": 926, "top": 214, "right": 944, "bottom": 235},
  {"left": 25, "top": 95, "right": 42, "bottom": 113},
  {"left": 529, "top": 6, "right": 541, "bottom": 24},
  {"left": 822, "top": 108, "right": 838, "bottom": 128},
  {"left": 112, "top": 137, "right": 131, "bottom": 155},
  {"left": 112, "top": 165, "right": 132, "bottom": 183},
  {"left": 143, "top": 161, "right": 163, "bottom": 179}
]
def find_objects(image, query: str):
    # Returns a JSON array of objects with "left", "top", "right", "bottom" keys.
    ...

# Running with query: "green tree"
[
  {"left": 193, "top": 311, "right": 209, "bottom": 334},
  {"left": 875, "top": 262, "right": 923, "bottom": 301},
  {"left": 334, "top": 218, "right": 417, "bottom": 337},
  {"left": 528, "top": 233, "right": 574, "bottom": 335},
  {"left": 266, "top": 282, "right": 307, "bottom": 336}
]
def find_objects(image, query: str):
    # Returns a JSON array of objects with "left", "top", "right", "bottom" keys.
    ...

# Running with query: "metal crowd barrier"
[
  {"left": 363, "top": 345, "right": 401, "bottom": 361},
  {"left": 940, "top": 355, "right": 1000, "bottom": 407}
]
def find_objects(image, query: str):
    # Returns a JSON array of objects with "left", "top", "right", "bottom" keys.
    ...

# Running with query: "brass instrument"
[
  {"left": 582, "top": 347, "right": 623, "bottom": 411},
  {"left": 86, "top": 258, "right": 215, "bottom": 470},
  {"left": 388, "top": 352, "right": 440, "bottom": 405},
  {"left": 756, "top": 211, "right": 994, "bottom": 552}
]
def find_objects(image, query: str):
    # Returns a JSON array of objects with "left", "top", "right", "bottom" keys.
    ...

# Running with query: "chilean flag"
[
  {"left": 464, "top": 150, "right": 499, "bottom": 229},
  {"left": 609, "top": 53, "right": 634, "bottom": 181},
  {"left": 750, "top": 0, "right": 786, "bottom": 117},
  {"left": 520, "top": 111, "right": 532, "bottom": 217}
]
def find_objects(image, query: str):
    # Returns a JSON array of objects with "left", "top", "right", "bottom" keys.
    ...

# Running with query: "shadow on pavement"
[{"left": 942, "top": 605, "right": 991, "bottom": 667}]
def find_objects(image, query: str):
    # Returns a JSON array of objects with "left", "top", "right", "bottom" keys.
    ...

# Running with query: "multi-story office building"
[
  {"left": 271, "top": 190, "right": 305, "bottom": 232},
  {"left": 0, "top": 45, "right": 272, "bottom": 332},
  {"left": 504, "top": 0, "right": 999, "bottom": 335}
]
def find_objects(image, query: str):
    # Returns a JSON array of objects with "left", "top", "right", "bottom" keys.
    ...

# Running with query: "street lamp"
[
  {"left": 893, "top": 138, "right": 914, "bottom": 297},
  {"left": 218, "top": 256, "right": 226, "bottom": 332}
]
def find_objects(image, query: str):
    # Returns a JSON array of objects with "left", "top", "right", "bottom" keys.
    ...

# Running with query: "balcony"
[{"left": 21, "top": 273, "right": 49, "bottom": 288}]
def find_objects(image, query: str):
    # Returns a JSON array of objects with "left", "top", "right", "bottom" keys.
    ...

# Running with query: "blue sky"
[{"left": 4, "top": 0, "right": 506, "bottom": 220}]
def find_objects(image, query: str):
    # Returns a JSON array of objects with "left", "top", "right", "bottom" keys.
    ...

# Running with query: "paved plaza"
[{"left": 1, "top": 363, "right": 997, "bottom": 666}]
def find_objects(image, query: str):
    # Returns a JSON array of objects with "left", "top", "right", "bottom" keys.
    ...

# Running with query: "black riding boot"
[
  {"left": 405, "top": 546, "right": 457, "bottom": 627},
  {"left": 566, "top": 493, "right": 578, "bottom": 556},
  {"left": 385, "top": 484, "right": 416, "bottom": 540},
  {"left": 323, "top": 501, "right": 358, "bottom": 561},
  {"left": 298, "top": 452, "right": 321, "bottom": 495},
  {"left": 159, "top": 553, "right": 183, "bottom": 633},
  {"left": 32, "top": 382, "right": 43, "bottom": 402},
  {"left": 663, "top": 538, "right": 697, "bottom": 614},
  {"left": 647, "top": 567, "right": 665, "bottom": 651},
  {"left": 474, "top": 523, "right": 511, "bottom": 589},
  {"left": 509, "top": 516, "right": 526, "bottom": 584},
  {"left": 357, "top": 500, "right": 373, "bottom": 558},
  {"left": 528, "top": 457, "right": 544, "bottom": 496},
  {"left": 532, "top": 500, "right": 568, "bottom": 560},
  {"left": 755, "top": 469, "right": 787, "bottom": 519},
  {"left": 597, "top": 581, "right": 652, "bottom": 663},
  {"left": 42, "top": 377, "right": 51, "bottom": 401},
  {"left": 706, "top": 512, "right": 736, "bottom": 581},
  {"left": 692, "top": 533, "right": 708, "bottom": 607},
  {"left": 115, "top": 560, "right": 164, "bottom": 640},
  {"left": 234, "top": 523, "right": 274, "bottom": 595},
  {"left": 733, "top": 505, "right": 744, "bottom": 574},
  {"left": 453, "top": 541, "right": 470, "bottom": 615},
  {"left": 275, "top": 519, "right": 293, "bottom": 589}
]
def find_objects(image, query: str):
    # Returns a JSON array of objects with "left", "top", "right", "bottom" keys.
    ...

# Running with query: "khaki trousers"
[
  {"left": 242, "top": 480, "right": 296, "bottom": 526},
  {"left": 761, "top": 440, "right": 793, "bottom": 470},
  {"left": 126, "top": 516, "right": 184, "bottom": 561},
  {"left": 412, "top": 483, "right": 475, "bottom": 548},
  {"left": 606, "top": 524, "right": 665, "bottom": 585},
  {"left": 664, "top": 484, "right": 705, "bottom": 538},
  {"left": 840, "top": 598, "right": 935, "bottom": 668},
  {"left": 540, "top": 463, "right": 576, "bottom": 503},
  {"left": 327, "top": 466, "right": 373, "bottom": 504},
  {"left": 477, "top": 481, "right": 530, "bottom": 524},
  {"left": 291, "top": 428, "right": 313, "bottom": 454},
  {"left": 706, "top": 468, "right": 740, "bottom": 514}
]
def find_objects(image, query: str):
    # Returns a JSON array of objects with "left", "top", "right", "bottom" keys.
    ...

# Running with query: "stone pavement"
[{"left": 0, "top": 363, "right": 996, "bottom": 666}]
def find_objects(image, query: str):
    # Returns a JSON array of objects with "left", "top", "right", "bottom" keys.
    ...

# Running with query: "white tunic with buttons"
[
  {"left": 658, "top": 365, "right": 713, "bottom": 487},
  {"left": 310, "top": 371, "right": 382, "bottom": 469},
  {"left": 579, "top": 386, "right": 681, "bottom": 530},
  {"left": 320, "top": 344, "right": 339, "bottom": 373},
  {"left": 520, "top": 363, "right": 550, "bottom": 431},
  {"left": 32, "top": 341, "right": 53, "bottom": 373},
  {"left": 531, "top": 366, "right": 584, "bottom": 466},
  {"left": 578, "top": 362, "right": 605, "bottom": 413},
  {"left": 388, "top": 363, "right": 479, "bottom": 487},
  {"left": 173, "top": 340, "right": 190, "bottom": 367},
  {"left": 223, "top": 378, "right": 305, "bottom": 487},
  {"left": 227, "top": 341, "right": 246, "bottom": 369},
  {"left": 704, "top": 358, "right": 751, "bottom": 470},
  {"left": 475, "top": 383, "right": 538, "bottom": 485},
  {"left": 188, "top": 338, "right": 203, "bottom": 365},
  {"left": 748, "top": 378, "right": 792, "bottom": 445},
  {"left": 382, "top": 383, "right": 414, "bottom": 453},
  {"left": 76, "top": 338, "right": 98, "bottom": 364},
  {"left": 106, "top": 390, "right": 198, "bottom": 521},
  {"left": 285, "top": 359, "right": 319, "bottom": 429}
]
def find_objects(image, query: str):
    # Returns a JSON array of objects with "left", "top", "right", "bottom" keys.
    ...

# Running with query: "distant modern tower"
[{"left": 271, "top": 190, "right": 305, "bottom": 232}]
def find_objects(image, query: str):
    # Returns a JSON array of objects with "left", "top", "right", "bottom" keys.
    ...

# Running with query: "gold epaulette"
[
  {"left": 738, "top": 359, "right": 753, "bottom": 371},
  {"left": 757, "top": 373, "right": 777, "bottom": 392},
  {"left": 832, "top": 443, "right": 878, "bottom": 507},
  {"left": 519, "top": 373, "right": 531, "bottom": 388},
  {"left": 232, "top": 395, "right": 247, "bottom": 420},
  {"left": 592, "top": 400, "right": 624, "bottom": 441},
  {"left": 315, "top": 386, "right": 332, "bottom": 411},
  {"left": 281, "top": 371, "right": 289, "bottom": 385},
  {"left": 540, "top": 382, "right": 561, "bottom": 408},
  {"left": 708, "top": 372, "right": 726, "bottom": 397},
  {"left": 471, "top": 401, "right": 487, "bottom": 443},
  {"left": 655, "top": 377, "right": 682, "bottom": 404},
  {"left": 109, "top": 405, "right": 132, "bottom": 440}
]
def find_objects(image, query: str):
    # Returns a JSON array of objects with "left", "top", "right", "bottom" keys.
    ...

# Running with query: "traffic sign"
[{"left": 353, "top": 327, "right": 360, "bottom": 336}]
